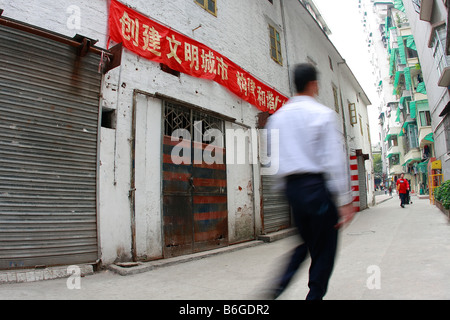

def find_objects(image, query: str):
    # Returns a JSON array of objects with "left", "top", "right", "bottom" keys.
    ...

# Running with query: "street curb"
[
  {"left": 0, "top": 264, "right": 94, "bottom": 284},
  {"left": 108, "top": 228, "right": 298, "bottom": 276},
  {"left": 376, "top": 196, "right": 393, "bottom": 205},
  {"left": 108, "top": 240, "right": 265, "bottom": 276},
  {"left": 258, "top": 228, "right": 298, "bottom": 242}
]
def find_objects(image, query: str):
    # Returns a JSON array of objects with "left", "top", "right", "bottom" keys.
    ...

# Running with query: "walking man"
[
  {"left": 396, "top": 174, "right": 410, "bottom": 208},
  {"left": 265, "top": 63, "right": 355, "bottom": 300}
]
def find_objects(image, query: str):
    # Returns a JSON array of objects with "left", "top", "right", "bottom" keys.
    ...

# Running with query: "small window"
[
  {"left": 388, "top": 135, "right": 398, "bottom": 148},
  {"left": 419, "top": 110, "right": 432, "bottom": 126},
  {"left": 268, "top": 0, "right": 273, "bottom": 3},
  {"left": 431, "top": 24, "right": 449, "bottom": 77},
  {"left": 269, "top": 25, "right": 283, "bottom": 65},
  {"left": 349, "top": 103, "right": 357, "bottom": 125},
  {"left": 160, "top": 63, "right": 180, "bottom": 77},
  {"left": 329, "top": 56, "right": 334, "bottom": 71},
  {"left": 101, "top": 108, "right": 116, "bottom": 129},
  {"left": 195, "top": 0, "right": 217, "bottom": 16},
  {"left": 389, "top": 154, "right": 400, "bottom": 166}
]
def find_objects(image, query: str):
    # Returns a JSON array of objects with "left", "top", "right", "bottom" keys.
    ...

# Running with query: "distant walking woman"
[{"left": 396, "top": 174, "right": 409, "bottom": 208}]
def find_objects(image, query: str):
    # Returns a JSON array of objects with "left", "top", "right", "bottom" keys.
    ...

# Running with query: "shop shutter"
[
  {"left": 358, "top": 156, "right": 368, "bottom": 210},
  {"left": 262, "top": 175, "right": 290, "bottom": 233},
  {"left": 0, "top": 24, "right": 102, "bottom": 269}
]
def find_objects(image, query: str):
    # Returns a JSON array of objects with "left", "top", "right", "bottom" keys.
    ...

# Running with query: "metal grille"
[
  {"left": 163, "top": 101, "right": 224, "bottom": 144},
  {"left": 163, "top": 102, "right": 191, "bottom": 136},
  {"left": 0, "top": 24, "right": 102, "bottom": 269},
  {"left": 193, "top": 110, "right": 224, "bottom": 145}
]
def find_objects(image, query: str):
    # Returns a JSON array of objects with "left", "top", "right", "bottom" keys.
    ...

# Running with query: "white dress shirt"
[{"left": 265, "top": 95, "right": 352, "bottom": 207}]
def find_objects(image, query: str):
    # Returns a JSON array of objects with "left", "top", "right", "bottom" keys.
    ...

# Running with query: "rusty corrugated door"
[
  {"left": 162, "top": 102, "right": 228, "bottom": 258},
  {"left": 0, "top": 24, "right": 102, "bottom": 269},
  {"left": 162, "top": 134, "right": 194, "bottom": 257},
  {"left": 192, "top": 141, "right": 228, "bottom": 253}
]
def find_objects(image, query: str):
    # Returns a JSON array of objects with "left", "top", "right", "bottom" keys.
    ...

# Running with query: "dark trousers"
[
  {"left": 276, "top": 174, "right": 339, "bottom": 300},
  {"left": 400, "top": 193, "right": 407, "bottom": 206}
]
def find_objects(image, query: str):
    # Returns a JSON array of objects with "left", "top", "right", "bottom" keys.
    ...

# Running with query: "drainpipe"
[
  {"left": 337, "top": 61, "right": 354, "bottom": 201},
  {"left": 280, "top": 0, "right": 294, "bottom": 96},
  {"left": 337, "top": 60, "right": 350, "bottom": 154}
]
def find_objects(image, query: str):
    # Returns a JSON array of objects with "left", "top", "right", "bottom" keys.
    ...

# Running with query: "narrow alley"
[{"left": 1, "top": 195, "right": 449, "bottom": 301}]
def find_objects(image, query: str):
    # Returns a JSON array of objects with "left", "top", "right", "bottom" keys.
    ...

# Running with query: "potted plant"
[{"left": 434, "top": 180, "right": 450, "bottom": 217}]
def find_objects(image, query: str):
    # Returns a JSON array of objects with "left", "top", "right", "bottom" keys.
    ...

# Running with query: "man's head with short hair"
[{"left": 293, "top": 63, "right": 319, "bottom": 96}]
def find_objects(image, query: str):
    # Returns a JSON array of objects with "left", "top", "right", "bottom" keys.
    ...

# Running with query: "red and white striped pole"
[{"left": 349, "top": 155, "right": 360, "bottom": 212}]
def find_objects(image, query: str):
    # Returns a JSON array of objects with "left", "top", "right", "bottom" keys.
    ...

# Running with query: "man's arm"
[
  {"left": 320, "top": 111, "right": 356, "bottom": 228},
  {"left": 335, "top": 203, "right": 355, "bottom": 229},
  {"left": 321, "top": 111, "right": 352, "bottom": 207}
]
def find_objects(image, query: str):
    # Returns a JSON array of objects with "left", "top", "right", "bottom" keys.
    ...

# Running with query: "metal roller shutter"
[
  {"left": 262, "top": 175, "right": 290, "bottom": 234},
  {"left": 0, "top": 24, "right": 102, "bottom": 269},
  {"left": 358, "top": 156, "right": 368, "bottom": 210}
]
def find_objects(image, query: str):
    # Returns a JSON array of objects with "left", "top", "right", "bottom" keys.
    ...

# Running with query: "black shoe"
[{"left": 401, "top": 204, "right": 405, "bottom": 208}]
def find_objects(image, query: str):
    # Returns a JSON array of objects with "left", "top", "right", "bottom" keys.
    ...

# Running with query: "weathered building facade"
[
  {"left": 401, "top": 0, "right": 450, "bottom": 182},
  {"left": 364, "top": 0, "right": 446, "bottom": 197},
  {"left": 0, "top": 0, "right": 373, "bottom": 270}
]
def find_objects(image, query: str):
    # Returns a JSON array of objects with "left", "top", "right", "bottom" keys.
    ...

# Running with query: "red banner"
[{"left": 108, "top": 0, "right": 288, "bottom": 113}]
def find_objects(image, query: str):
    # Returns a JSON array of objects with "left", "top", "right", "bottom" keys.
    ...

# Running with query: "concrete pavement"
[{"left": 1, "top": 195, "right": 450, "bottom": 300}]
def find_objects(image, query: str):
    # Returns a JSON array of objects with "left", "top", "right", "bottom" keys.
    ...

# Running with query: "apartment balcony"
[
  {"left": 386, "top": 124, "right": 401, "bottom": 136},
  {"left": 407, "top": 57, "right": 419, "bottom": 68},
  {"left": 393, "top": 10, "right": 410, "bottom": 29},
  {"left": 403, "top": 148, "right": 421, "bottom": 166},
  {"left": 414, "top": 91, "right": 427, "bottom": 101},
  {"left": 398, "top": 27, "right": 412, "bottom": 38},
  {"left": 389, "top": 164, "right": 403, "bottom": 175},
  {"left": 386, "top": 149, "right": 401, "bottom": 176},
  {"left": 387, "top": 145, "right": 401, "bottom": 156},
  {"left": 418, "top": 126, "right": 433, "bottom": 148},
  {"left": 438, "top": 67, "right": 450, "bottom": 87}
]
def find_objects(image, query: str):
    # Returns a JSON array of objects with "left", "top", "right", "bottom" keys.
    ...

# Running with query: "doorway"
[{"left": 162, "top": 101, "right": 228, "bottom": 258}]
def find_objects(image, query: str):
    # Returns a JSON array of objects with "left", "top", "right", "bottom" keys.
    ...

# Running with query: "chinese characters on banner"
[{"left": 108, "top": 0, "right": 288, "bottom": 113}]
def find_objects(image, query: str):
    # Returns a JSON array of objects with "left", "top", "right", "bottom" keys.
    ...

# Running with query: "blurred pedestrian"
[{"left": 265, "top": 63, "right": 355, "bottom": 300}]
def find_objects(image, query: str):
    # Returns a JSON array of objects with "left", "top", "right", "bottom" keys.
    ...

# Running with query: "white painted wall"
[
  {"left": 282, "top": 0, "right": 374, "bottom": 207},
  {"left": 225, "top": 123, "right": 258, "bottom": 243},
  {"left": 134, "top": 94, "right": 163, "bottom": 260}
]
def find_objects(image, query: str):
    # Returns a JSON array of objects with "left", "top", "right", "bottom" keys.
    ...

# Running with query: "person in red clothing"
[{"left": 396, "top": 174, "right": 410, "bottom": 208}]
